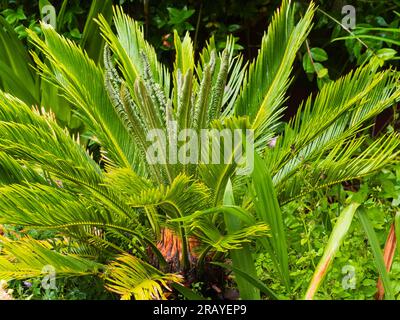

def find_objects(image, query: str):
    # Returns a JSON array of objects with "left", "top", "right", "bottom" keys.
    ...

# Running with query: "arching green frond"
[
  {"left": 104, "top": 167, "right": 152, "bottom": 196},
  {"left": 97, "top": 6, "right": 170, "bottom": 98},
  {"left": 0, "top": 183, "right": 139, "bottom": 233},
  {"left": 278, "top": 134, "right": 400, "bottom": 204},
  {"left": 0, "top": 95, "right": 142, "bottom": 224},
  {"left": 0, "top": 90, "right": 48, "bottom": 126},
  {"left": 188, "top": 219, "right": 269, "bottom": 252},
  {"left": 0, "top": 152, "right": 47, "bottom": 185},
  {"left": 235, "top": 0, "right": 315, "bottom": 150},
  {"left": 28, "top": 24, "right": 141, "bottom": 171},
  {"left": 174, "top": 30, "right": 195, "bottom": 81},
  {"left": 105, "top": 253, "right": 182, "bottom": 300},
  {"left": 128, "top": 173, "right": 210, "bottom": 219},
  {"left": 104, "top": 167, "right": 162, "bottom": 234},
  {"left": 198, "top": 116, "right": 251, "bottom": 205},
  {"left": 0, "top": 101, "right": 103, "bottom": 186},
  {"left": 0, "top": 237, "right": 103, "bottom": 280},
  {"left": 266, "top": 65, "right": 400, "bottom": 186}
]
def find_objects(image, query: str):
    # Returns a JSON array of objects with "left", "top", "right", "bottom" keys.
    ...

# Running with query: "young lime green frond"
[{"left": 0, "top": 0, "right": 398, "bottom": 300}]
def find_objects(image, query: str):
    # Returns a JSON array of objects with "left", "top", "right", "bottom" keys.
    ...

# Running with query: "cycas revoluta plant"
[{"left": 0, "top": 0, "right": 399, "bottom": 300}]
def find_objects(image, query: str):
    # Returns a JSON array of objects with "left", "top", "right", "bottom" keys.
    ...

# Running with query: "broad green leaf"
[
  {"left": 0, "top": 17, "right": 39, "bottom": 105},
  {"left": 310, "top": 47, "right": 328, "bottom": 62},
  {"left": 315, "top": 65, "right": 328, "bottom": 78},
  {"left": 303, "top": 53, "right": 314, "bottom": 74},
  {"left": 376, "top": 48, "right": 397, "bottom": 61}
]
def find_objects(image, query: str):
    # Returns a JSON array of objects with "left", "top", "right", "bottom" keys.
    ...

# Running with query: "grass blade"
[
  {"left": 212, "top": 262, "right": 280, "bottom": 300},
  {"left": 305, "top": 202, "right": 360, "bottom": 300},
  {"left": 357, "top": 207, "right": 395, "bottom": 300},
  {"left": 81, "top": 0, "right": 113, "bottom": 65},
  {"left": 395, "top": 212, "right": 400, "bottom": 257},
  {"left": 334, "top": 35, "right": 400, "bottom": 46},
  {"left": 376, "top": 223, "right": 396, "bottom": 300},
  {"left": 0, "top": 17, "right": 39, "bottom": 105}
]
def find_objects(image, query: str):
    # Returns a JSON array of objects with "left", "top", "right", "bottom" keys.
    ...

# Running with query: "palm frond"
[
  {"left": 278, "top": 134, "right": 400, "bottom": 204},
  {"left": 0, "top": 152, "right": 47, "bottom": 185},
  {"left": 198, "top": 116, "right": 250, "bottom": 205},
  {"left": 0, "top": 183, "right": 140, "bottom": 234},
  {"left": 105, "top": 253, "right": 182, "bottom": 300},
  {"left": 267, "top": 65, "right": 400, "bottom": 187},
  {"left": 128, "top": 173, "right": 210, "bottom": 219},
  {"left": 0, "top": 90, "right": 143, "bottom": 225},
  {"left": 188, "top": 219, "right": 269, "bottom": 253},
  {"left": 28, "top": 24, "right": 142, "bottom": 171},
  {"left": 0, "top": 237, "right": 103, "bottom": 280},
  {"left": 0, "top": 91, "right": 103, "bottom": 185},
  {"left": 235, "top": 0, "right": 315, "bottom": 150}
]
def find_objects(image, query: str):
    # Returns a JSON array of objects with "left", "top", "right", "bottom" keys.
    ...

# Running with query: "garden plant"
[{"left": 0, "top": 0, "right": 399, "bottom": 301}]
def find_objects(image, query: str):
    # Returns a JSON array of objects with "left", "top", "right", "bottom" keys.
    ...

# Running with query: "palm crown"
[{"left": 0, "top": 0, "right": 399, "bottom": 300}]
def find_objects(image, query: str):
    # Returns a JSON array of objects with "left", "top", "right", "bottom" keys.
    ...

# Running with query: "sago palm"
[{"left": 0, "top": 0, "right": 399, "bottom": 300}]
